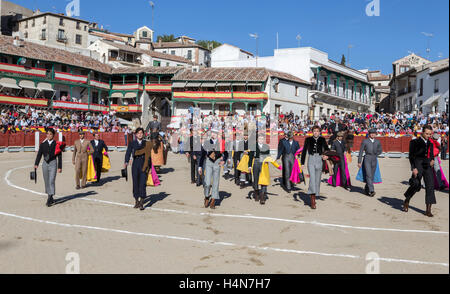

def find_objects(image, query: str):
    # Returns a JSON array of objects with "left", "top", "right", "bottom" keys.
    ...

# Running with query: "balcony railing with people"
[{"left": 313, "top": 80, "right": 370, "bottom": 104}]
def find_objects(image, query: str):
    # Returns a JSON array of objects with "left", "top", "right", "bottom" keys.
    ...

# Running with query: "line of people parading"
[
  {"left": 32, "top": 124, "right": 447, "bottom": 218},
  {"left": 33, "top": 126, "right": 166, "bottom": 209},
  {"left": 186, "top": 125, "right": 448, "bottom": 217}
]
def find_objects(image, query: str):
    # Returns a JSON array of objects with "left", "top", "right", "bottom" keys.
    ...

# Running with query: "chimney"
[{"left": 158, "top": 39, "right": 162, "bottom": 47}]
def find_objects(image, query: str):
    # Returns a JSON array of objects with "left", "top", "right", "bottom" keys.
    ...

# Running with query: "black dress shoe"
[
  {"left": 138, "top": 198, "right": 145, "bottom": 211},
  {"left": 134, "top": 199, "right": 140, "bottom": 209},
  {"left": 46, "top": 195, "right": 54, "bottom": 207}
]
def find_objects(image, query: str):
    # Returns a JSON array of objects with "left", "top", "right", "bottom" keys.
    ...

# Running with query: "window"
[
  {"left": 75, "top": 34, "right": 82, "bottom": 45},
  {"left": 109, "top": 50, "right": 118, "bottom": 59},
  {"left": 187, "top": 50, "right": 192, "bottom": 60},
  {"left": 142, "top": 31, "right": 148, "bottom": 38},
  {"left": 43, "top": 16, "right": 46, "bottom": 24},
  {"left": 275, "top": 105, "right": 281, "bottom": 116},
  {"left": 59, "top": 18, "right": 64, "bottom": 26},
  {"left": 32, "top": 19, "right": 35, "bottom": 27},
  {"left": 419, "top": 78, "right": 423, "bottom": 96},
  {"left": 84, "top": 26, "right": 87, "bottom": 31},
  {"left": 399, "top": 66, "right": 409, "bottom": 74},
  {"left": 434, "top": 79, "right": 439, "bottom": 93},
  {"left": 163, "top": 50, "right": 167, "bottom": 54},
  {"left": 126, "top": 54, "right": 134, "bottom": 63},
  {"left": 25, "top": 21, "right": 28, "bottom": 28},
  {"left": 166, "top": 62, "right": 170, "bottom": 66},
  {"left": 76, "top": 22, "right": 81, "bottom": 29},
  {"left": 41, "top": 29, "right": 46, "bottom": 40},
  {"left": 153, "top": 60, "right": 161, "bottom": 67},
  {"left": 57, "top": 29, "right": 65, "bottom": 41},
  {"left": 274, "top": 83, "right": 279, "bottom": 93},
  {"left": 171, "top": 50, "right": 175, "bottom": 55},
  {"left": 24, "top": 32, "right": 28, "bottom": 38},
  {"left": 295, "top": 86, "right": 300, "bottom": 96}
]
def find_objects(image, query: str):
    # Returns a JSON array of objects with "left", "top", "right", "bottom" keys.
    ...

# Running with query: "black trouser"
[
  {"left": 332, "top": 156, "right": 347, "bottom": 187},
  {"left": 94, "top": 157, "right": 102, "bottom": 182},
  {"left": 441, "top": 146, "right": 447, "bottom": 160},
  {"left": 281, "top": 154, "right": 295, "bottom": 190},
  {"left": 190, "top": 155, "right": 197, "bottom": 183},
  {"left": 233, "top": 155, "right": 240, "bottom": 184},
  {"left": 131, "top": 156, "right": 147, "bottom": 200},
  {"left": 404, "top": 166, "right": 436, "bottom": 205}
]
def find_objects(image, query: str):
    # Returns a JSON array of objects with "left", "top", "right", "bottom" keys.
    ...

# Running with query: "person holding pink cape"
[
  {"left": 289, "top": 148, "right": 305, "bottom": 186},
  {"left": 327, "top": 132, "right": 351, "bottom": 190}
]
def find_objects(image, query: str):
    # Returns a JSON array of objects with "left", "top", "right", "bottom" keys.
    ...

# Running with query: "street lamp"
[
  {"left": 296, "top": 34, "right": 301, "bottom": 47},
  {"left": 249, "top": 33, "right": 259, "bottom": 67},
  {"left": 149, "top": 1, "right": 155, "bottom": 32},
  {"left": 348, "top": 44, "right": 353, "bottom": 67}
]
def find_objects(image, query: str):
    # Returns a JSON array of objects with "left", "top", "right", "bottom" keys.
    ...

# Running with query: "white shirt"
[
  {"left": 94, "top": 140, "right": 99, "bottom": 146},
  {"left": 47, "top": 140, "right": 54, "bottom": 146},
  {"left": 369, "top": 138, "right": 375, "bottom": 143}
]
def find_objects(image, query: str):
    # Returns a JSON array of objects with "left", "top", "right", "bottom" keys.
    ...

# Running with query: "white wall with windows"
[{"left": 417, "top": 66, "right": 449, "bottom": 114}]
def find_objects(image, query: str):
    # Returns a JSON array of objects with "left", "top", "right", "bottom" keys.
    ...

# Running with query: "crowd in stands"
[
  {"left": 0, "top": 105, "right": 130, "bottom": 134},
  {"left": 272, "top": 111, "right": 449, "bottom": 136}
]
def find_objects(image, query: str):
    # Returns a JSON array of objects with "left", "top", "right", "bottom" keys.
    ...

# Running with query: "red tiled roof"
[
  {"left": 112, "top": 66, "right": 184, "bottom": 75},
  {"left": 172, "top": 67, "right": 310, "bottom": 85},
  {"left": 153, "top": 42, "right": 210, "bottom": 51},
  {"left": 267, "top": 69, "right": 310, "bottom": 85},
  {"left": 101, "top": 40, "right": 193, "bottom": 64},
  {"left": 90, "top": 31, "right": 124, "bottom": 42},
  {"left": 0, "top": 35, "right": 112, "bottom": 73},
  {"left": 173, "top": 67, "right": 268, "bottom": 82}
]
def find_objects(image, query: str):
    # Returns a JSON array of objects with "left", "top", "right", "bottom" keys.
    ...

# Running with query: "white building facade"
[
  {"left": 416, "top": 59, "right": 449, "bottom": 115},
  {"left": 212, "top": 46, "right": 374, "bottom": 119}
]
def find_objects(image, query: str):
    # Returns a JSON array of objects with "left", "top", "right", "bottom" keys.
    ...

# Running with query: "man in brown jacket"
[{"left": 73, "top": 130, "right": 94, "bottom": 189}]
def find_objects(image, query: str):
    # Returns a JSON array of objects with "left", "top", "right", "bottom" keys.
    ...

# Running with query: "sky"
[{"left": 10, "top": 0, "right": 450, "bottom": 74}]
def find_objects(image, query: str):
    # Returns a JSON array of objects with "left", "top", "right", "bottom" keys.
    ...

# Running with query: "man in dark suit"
[
  {"left": 124, "top": 128, "right": 149, "bottom": 211},
  {"left": 358, "top": 129, "right": 383, "bottom": 197},
  {"left": 187, "top": 129, "right": 202, "bottom": 185},
  {"left": 277, "top": 131, "right": 301, "bottom": 193},
  {"left": 328, "top": 118, "right": 348, "bottom": 143},
  {"left": 34, "top": 128, "right": 62, "bottom": 207},
  {"left": 145, "top": 115, "right": 161, "bottom": 135},
  {"left": 403, "top": 125, "right": 436, "bottom": 217},
  {"left": 91, "top": 132, "right": 108, "bottom": 184},
  {"left": 331, "top": 131, "right": 349, "bottom": 189}
]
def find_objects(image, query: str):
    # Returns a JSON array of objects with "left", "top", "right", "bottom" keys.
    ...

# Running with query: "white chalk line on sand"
[
  {"left": 0, "top": 211, "right": 448, "bottom": 268},
  {"left": 5, "top": 165, "right": 449, "bottom": 236}
]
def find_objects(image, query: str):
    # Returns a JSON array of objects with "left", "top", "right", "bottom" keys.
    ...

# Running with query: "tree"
[
  {"left": 156, "top": 34, "right": 176, "bottom": 42},
  {"left": 340, "top": 54, "right": 346, "bottom": 66},
  {"left": 196, "top": 40, "right": 222, "bottom": 50}
]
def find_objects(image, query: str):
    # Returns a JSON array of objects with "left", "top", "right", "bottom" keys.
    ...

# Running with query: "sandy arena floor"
[{"left": 0, "top": 151, "right": 448, "bottom": 274}]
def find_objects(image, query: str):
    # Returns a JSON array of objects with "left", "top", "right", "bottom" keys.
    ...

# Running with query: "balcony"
[{"left": 397, "top": 85, "right": 416, "bottom": 96}]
